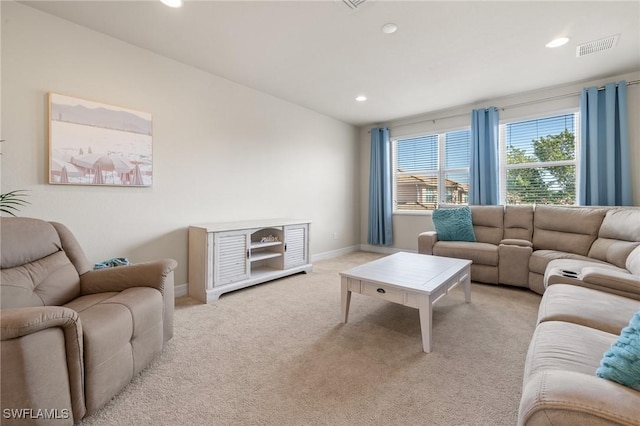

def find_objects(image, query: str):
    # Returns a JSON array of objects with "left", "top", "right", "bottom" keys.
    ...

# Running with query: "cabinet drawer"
[{"left": 361, "top": 282, "right": 404, "bottom": 304}]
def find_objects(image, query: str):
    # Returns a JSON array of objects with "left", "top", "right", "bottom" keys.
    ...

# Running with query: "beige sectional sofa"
[
  {"left": 419, "top": 205, "right": 640, "bottom": 426},
  {"left": 418, "top": 205, "right": 640, "bottom": 297},
  {"left": 520, "top": 283, "right": 640, "bottom": 425},
  {"left": 0, "top": 217, "right": 178, "bottom": 424}
]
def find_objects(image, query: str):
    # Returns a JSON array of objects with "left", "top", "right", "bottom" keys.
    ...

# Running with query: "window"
[
  {"left": 391, "top": 111, "right": 578, "bottom": 212},
  {"left": 393, "top": 129, "right": 470, "bottom": 212},
  {"left": 500, "top": 113, "right": 578, "bottom": 205}
]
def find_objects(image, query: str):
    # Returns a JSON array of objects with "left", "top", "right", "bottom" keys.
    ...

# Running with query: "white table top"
[
  {"left": 189, "top": 218, "right": 310, "bottom": 232},
  {"left": 340, "top": 252, "right": 471, "bottom": 294}
]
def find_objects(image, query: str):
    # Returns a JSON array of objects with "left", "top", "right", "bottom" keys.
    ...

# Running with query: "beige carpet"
[{"left": 79, "top": 252, "right": 541, "bottom": 426}]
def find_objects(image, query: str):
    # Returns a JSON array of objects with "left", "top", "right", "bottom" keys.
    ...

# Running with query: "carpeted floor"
[{"left": 79, "top": 251, "right": 541, "bottom": 426}]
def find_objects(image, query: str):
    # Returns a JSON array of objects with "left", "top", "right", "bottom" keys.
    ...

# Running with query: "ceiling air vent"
[
  {"left": 338, "top": 0, "right": 369, "bottom": 13},
  {"left": 576, "top": 34, "right": 620, "bottom": 57}
]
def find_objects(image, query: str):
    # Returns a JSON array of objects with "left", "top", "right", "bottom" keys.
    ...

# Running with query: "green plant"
[{"left": 0, "top": 190, "right": 30, "bottom": 216}]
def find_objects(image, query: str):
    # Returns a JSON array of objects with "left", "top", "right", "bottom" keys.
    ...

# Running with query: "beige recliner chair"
[{"left": 1, "top": 217, "right": 177, "bottom": 425}]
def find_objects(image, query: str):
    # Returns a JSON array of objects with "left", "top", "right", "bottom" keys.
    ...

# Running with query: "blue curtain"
[
  {"left": 469, "top": 107, "right": 500, "bottom": 205},
  {"left": 368, "top": 127, "right": 393, "bottom": 245},
  {"left": 579, "top": 81, "right": 631, "bottom": 206}
]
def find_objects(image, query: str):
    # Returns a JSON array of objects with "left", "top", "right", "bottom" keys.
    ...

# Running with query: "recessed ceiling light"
[
  {"left": 161, "top": 0, "right": 183, "bottom": 8},
  {"left": 546, "top": 37, "right": 570, "bottom": 48},
  {"left": 356, "top": 95, "right": 367, "bottom": 102},
  {"left": 382, "top": 23, "right": 398, "bottom": 34}
]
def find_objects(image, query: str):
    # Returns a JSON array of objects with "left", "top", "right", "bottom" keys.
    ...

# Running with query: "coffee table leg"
[
  {"left": 463, "top": 267, "right": 471, "bottom": 303},
  {"left": 418, "top": 295, "right": 432, "bottom": 353},
  {"left": 341, "top": 277, "right": 351, "bottom": 323}
]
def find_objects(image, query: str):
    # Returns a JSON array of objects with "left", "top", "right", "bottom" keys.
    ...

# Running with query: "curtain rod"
[
  {"left": 371, "top": 79, "right": 640, "bottom": 132},
  {"left": 499, "top": 79, "right": 639, "bottom": 112}
]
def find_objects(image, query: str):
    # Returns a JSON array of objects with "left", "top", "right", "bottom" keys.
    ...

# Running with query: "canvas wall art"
[{"left": 49, "top": 93, "right": 153, "bottom": 186}]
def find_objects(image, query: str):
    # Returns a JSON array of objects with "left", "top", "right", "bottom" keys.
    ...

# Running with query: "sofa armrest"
[
  {"left": 581, "top": 267, "right": 640, "bottom": 297},
  {"left": 80, "top": 259, "right": 177, "bottom": 296},
  {"left": 80, "top": 259, "right": 178, "bottom": 343},
  {"left": 1, "top": 307, "right": 86, "bottom": 421},
  {"left": 500, "top": 238, "right": 533, "bottom": 248},
  {"left": 418, "top": 231, "right": 438, "bottom": 255},
  {"left": 519, "top": 370, "right": 640, "bottom": 425},
  {"left": 1, "top": 306, "right": 82, "bottom": 341},
  {"left": 499, "top": 242, "right": 533, "bottom": 288}
]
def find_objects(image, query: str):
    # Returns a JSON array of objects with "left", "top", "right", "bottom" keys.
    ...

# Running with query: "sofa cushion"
[
  {"left": 524, "top": 321, "right": 616, "bottom": 382},
  {"left": 589, "top": 209, "right": 640, "bottom": 269},
  {"left": 529, "top": 250, "right": 605, "bottom": 275},
  {"left": 596, "top": 310, "right": 640, "bottom": 390},
  {"left": 1, "top": 251, "right": 81, "bottom": 309},
  {"left": 538, "top": 284, "right": 640, "bottom": 335},
  {"left": 470, "top": 264, "right": 499, "bottom": 284},
  {"left": 590, "top": 240, "right": 640, "bottom": 270},
  {"left": 627, "top": 246, "right": 640, "bottom": 276},
  {"left": 532, "top": 206, "right": 606, "bottom": 256},
  {"left": 544, "top": 259, "right": 640, "bottom": 300},
  {"left": 598, "top": 208, "right": 640, "bottom": 242},
  {"left": 470, "top": 205, "right": 503, "bottom": 245},
  {"left": 433, "top": 241, "right": 498, "bottom": 266},
  {"left": 432, "top": 207, "right": 476, "bottom": 242},
  {"left": 1, "top": 217, "right": 61, "bottom": 268},
  {"left": 519, "top": 370, "right": 640, "bottom": 426},
  {"left": 64, "top": 287, "right": 163, "bottom": 414},
  {"left": 521, "top": 313, "right": 640, "bottom": 426},
  {"left": 503, "top": 205, "right": 533, "bottom": 241},
  {"left": 0, "top": 218, "right": 84, "bottom": 309}
]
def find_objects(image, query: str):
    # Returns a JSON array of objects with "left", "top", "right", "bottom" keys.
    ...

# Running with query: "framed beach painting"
[{"left": 48, "top": 93, "right": 153, "bottom": 186}]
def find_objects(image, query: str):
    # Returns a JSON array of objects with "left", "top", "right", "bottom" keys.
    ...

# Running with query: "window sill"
[{"left": 393, "top": 210, "right": 433, "bottom": 216}]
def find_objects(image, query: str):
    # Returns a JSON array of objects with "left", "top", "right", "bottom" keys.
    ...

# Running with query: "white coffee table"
[{"left": 339, "top": 252, "right": 472, "bottom": 353}]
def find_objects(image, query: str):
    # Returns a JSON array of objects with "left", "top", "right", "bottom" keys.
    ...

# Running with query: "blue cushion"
[
  {"left": 596, "top": 310, "right": 640, "bottom": 390},
  {"left": 94, "top": 257, "right": 130, "bottom": 270},
  {"left": 432, "top": 206, "right": 476, "bottom": 242}
]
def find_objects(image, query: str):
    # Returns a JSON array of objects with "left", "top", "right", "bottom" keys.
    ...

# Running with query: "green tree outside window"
[{"left": 507, "top": 129, "right": 576, "bottom": 205}]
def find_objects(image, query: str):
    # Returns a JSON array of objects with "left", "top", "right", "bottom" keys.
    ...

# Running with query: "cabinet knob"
[{"left": 377, "top": 288, "right": 386, "bottom": 294}]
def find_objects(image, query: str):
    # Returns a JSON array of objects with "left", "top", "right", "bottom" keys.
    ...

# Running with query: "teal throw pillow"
[
  {"left": 432, "top": 206, "right": 476, "bottom": 242},
  {"left": 596, "top": 310, "right": 640, "bottom": 390},
  {"left": 94, "top": 257, "right": 130, "bottom": 270}
]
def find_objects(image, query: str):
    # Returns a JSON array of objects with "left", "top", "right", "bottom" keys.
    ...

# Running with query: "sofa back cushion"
[
  {"left": 589, "top": 208, "right": 640, "bottom": 269},
  {"left": 626, "top": 246, "right": 640, "bottom": 276},
  {"left": 1, "top": 218, "right": 81, "bottom": 308},
  {"left": 503, "top": 205, "right": 534, "bottom": 241},
  {"left": 532, "top": 206, "right": 606, "bottom": 256},
  {"left": 470, "top": 206, "right": 504, "bottom": 245}
]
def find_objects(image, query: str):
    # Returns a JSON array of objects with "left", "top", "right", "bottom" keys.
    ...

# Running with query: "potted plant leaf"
[{"left": 0, "top": 190, "right": 30, "bottom": 216}]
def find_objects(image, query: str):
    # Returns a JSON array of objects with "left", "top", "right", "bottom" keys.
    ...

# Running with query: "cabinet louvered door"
[
  {"left": 214, "top": 230, "right": 250, "bottom": 286},
  {"left": 283, "top": 224, "right": 308, "bottom": 269}
]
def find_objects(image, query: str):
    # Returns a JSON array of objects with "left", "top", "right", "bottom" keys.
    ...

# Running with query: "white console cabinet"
[{"left": 188, "top": 219, "right": 312, "bottom": 303}]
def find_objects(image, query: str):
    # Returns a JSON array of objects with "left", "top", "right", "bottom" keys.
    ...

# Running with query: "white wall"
[
  {"left": 1, "top": 2, "right": 361, "bottom": 287},
  {"left": 360, "top": 70, "right": 640, "bottom": 253}
]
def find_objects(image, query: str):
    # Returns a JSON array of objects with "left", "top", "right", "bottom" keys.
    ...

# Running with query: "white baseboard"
[
  {"left": 359, "top": 244, "right": 415, "bottom": 255},
  {"left": 310, "top": 245, "right": 360, "bottom": 263},
  {"left": 174, "top": 283, "right": 188, "bottom": 298}
]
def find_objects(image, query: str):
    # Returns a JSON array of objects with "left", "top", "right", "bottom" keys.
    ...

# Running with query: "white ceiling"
[{"left": 21, "top": 1, "right": 640, "bottom": 126}]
